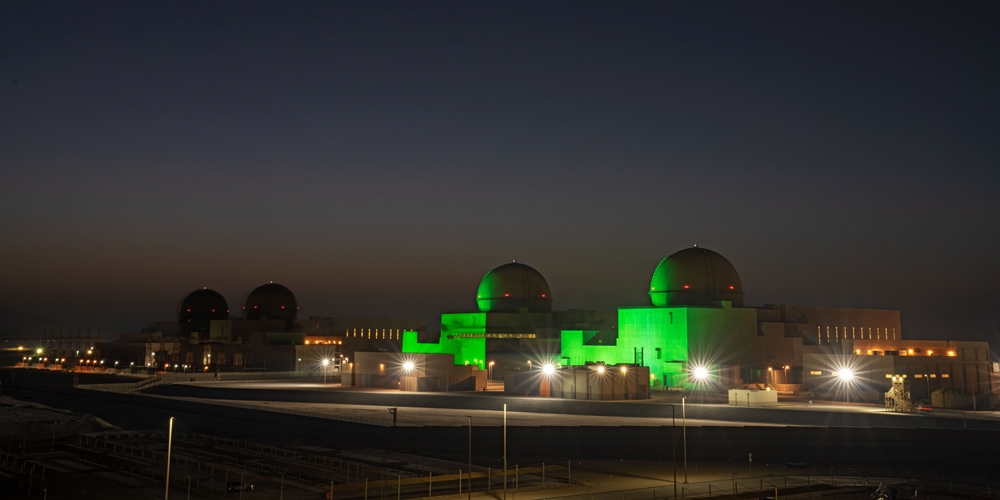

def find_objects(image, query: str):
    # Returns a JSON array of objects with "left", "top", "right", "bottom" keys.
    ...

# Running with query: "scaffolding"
[{"left": 884, "top": 375, "right": 913, "bottom": 412}]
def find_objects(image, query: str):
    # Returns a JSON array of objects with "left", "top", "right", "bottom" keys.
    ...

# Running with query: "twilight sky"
[{"left": 2, "top": 2, "right": 999, "bottom": 350}]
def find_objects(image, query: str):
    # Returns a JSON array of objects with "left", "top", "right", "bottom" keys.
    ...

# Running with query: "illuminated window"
[
  {"left": 809, "top": 370, "right": 822, "bottom": 376},
  {"left": 885, "top": 374, "right": 892, "bottom": 378},
  {"left": 929, "top": 374, "right": 936, "bottom": 378},
  {"left": 854, "top": 349, "right": 861, "bottom": 355},
  {"left": 914, "top": 374, "right": 923, "bottom": 378},
  {"left": 947, "top": 351, "right": 956, "bottom": 356},
  {"left": 941, "top": 374, "right": 950, "bottom": 378}
]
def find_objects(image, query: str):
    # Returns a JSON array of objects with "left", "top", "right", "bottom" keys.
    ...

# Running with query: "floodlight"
[
  {"left": 403, "top": 361, "right": 415, "bottom": 371},
  {"left": 542, "top": 363, "right": 555, "bottom": 375},
  {"left": 692, "top": 366, "right": 709, "bottom": 380}
]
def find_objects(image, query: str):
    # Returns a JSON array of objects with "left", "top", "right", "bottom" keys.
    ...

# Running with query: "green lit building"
[{"left": 404, "top": 247, "right": 913, "bottom": 390}]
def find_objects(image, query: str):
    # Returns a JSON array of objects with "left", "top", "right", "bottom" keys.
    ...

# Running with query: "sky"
[{"left": 1, "top": 2, "right": 999, "bottom": 350}]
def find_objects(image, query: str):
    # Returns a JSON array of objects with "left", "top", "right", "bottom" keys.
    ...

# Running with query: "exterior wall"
[
  {"left": 505, "top": 366, "right": 649, "bottom": 400},
  {"left": 785, "top": 306, "right": 902, "bottom": 345},
  {"left": 560, "top": 304, "right": 759, "bottom": 389},
  {"left": 803, "top": 340, "right": 993, "bottom": 402},
  {"left": 402, "top": 327, "right": 486, "bottom": 369},
  {"left": 728, "top": 389, "right": 778, "bottom": 407},
  {"left": 345, "top": 352, "right": 485, "bottom": 391}
]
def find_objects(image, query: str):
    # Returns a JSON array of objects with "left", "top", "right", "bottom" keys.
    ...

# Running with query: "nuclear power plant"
[{"left": 17, "top": 247, "right": 996, "bottom": 405}]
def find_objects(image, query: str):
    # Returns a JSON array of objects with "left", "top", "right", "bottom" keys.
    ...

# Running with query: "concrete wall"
[{"left": 728, "top": 388, "right": 778, "bottom": 407}]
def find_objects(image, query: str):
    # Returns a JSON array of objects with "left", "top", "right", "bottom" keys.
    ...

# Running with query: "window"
[
  {"left": 809, "top": 370, "right": 822, "bottom": 375},
  {"left": 941, "top": 374, "right": 950, "bottom": 378},
  {"left": 914, "top": 374, "right": 923, "bottom": 378}
]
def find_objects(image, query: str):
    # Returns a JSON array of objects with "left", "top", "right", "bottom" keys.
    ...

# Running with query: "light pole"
[
  {"left": 165, "top": 416, "right": 174, "bottom": 500},
  {"left": 620, "top": 365, "right": 629, "bottom": 399},
  {"left": 467, "top": 415, "right": 472, "bottom": 500},
  {"left": 783, "top": 365, "right": 790, "bottom": 384},
  {"left": 682, "top": 396, "right": 688, "bottom": 483},
  {"left": 489, "top": 361, "right": 495, "bottom": 380},
  {"left": 836, "top": 368, "right": 854, "bottom": 403},
  {"left": 322, "top": 358, "right": 330, "bottom": 385},
  {"left": 672, "top": 404, "right": 677, "bottom": 500},
  {"left": 503, "top": 403, "right": 507, "bottom": 500}
]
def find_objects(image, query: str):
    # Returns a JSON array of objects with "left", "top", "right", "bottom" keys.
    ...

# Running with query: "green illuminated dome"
[
  {"left": 649, "top": 247, "right": 744, "bottom": 307},
  {"left": 476, "top": 262, "right": 552, "bottom": 313}
]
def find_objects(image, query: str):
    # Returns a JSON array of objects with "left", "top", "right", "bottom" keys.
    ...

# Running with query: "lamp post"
[
  {"left": 322, "top": 358, "right": 330, "bottom": 385},
  {"left": 165, "top": 416, "right": 174, "bottom": 500},
  {"left": 671, "top": 404, "right": 677, "bottom": 500},
  {"left": 783, "top": 365, "right": 790, "bottom": 384},
  {"left": 682, "top": 397, "right": 688, "bottom": 484},
  {"left": 836, "top": 368, "right": 854, "bottom": 403},
  {"left": 503, "top": 403, "right": 507, "bottom": 500},
  {"left": 489, "top": 361, "right": 495, "bottom": 381},
  {"left": 620, "top": 365, "right": 629, "bottom": 399},
  {"left": 467, "top": 415, "right": 473, "bottom": 500}
]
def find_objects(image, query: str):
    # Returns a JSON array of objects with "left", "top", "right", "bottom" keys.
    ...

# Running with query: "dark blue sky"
[{"left": 2, "top": 2, "right": 998, "bottom": 349}]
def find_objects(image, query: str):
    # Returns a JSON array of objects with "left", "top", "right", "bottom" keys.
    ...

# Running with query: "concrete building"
[{"left": 403, "top": 247, "right": 995, "bottom": 402}]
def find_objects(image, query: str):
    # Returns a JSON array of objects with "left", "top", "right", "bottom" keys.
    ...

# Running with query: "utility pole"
[
  {"left": 467, "top": 415, "right": 473, "bottom": 500},
  {"left": 165, "top": 416, "right": 174, "bottom": 500},
  {"left": 503, "top": 403, "right": 507, "bottom": 500},
  {"left": 682, "top": 397, "right": 688, "bottom": 484},
  {"left": 672, "top": 405, "right": 677, "bottom": 500}
]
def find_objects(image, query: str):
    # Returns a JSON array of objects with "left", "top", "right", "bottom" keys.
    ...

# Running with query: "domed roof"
[
  {"left": 649, "top": 247, "right": 744, "bottom": 307},
  {"left": 178, "top": 288, "right": 229, "bottom": 332},
  {"left": 243, "top": 283, "right": 298, "bottom": 321},
  {"left": 476, "top": 262, "right": 552, "bottom": 313}
]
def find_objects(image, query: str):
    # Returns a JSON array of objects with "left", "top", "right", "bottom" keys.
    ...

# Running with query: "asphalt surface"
[{"left": 145, "top": 380, "right": 1000, "bottom": 431}]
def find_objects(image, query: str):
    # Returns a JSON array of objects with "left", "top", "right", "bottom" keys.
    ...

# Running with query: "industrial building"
[
  {"left": 401, "top": 247, "right": 995, "bottom": 402},
  {"left": 18, "top": 247, "right": 996, "bottom": 404}
]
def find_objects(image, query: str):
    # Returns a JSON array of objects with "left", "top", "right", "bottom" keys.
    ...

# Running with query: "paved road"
[{"left": 146, "top": 380, "right": 1000, "bottom": 430}]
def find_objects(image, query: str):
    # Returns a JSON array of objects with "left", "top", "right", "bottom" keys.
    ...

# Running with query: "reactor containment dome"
[
  {"left": 649, "top": 247, "right": 744, "bottom": 307},
  {"left": 243, "top": 283, "right": 298, "bottom": 321},
  {"left": 476, "top": 262, "right": 552, "bottom": 313}
]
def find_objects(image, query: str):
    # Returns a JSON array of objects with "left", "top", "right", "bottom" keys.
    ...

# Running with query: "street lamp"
[
  {"left": 682, "top": 396, "right": 688, "bottom": 483},
  {"left": 692, "top": 366, "right": 708, "bottom": 381},
  {"left": 467, "top": 415, "right": 473, "bottom": 500},
  {"left": 322, "top": 358, "right": 330, "bottom": 385},
  {"left": 620, "top": 365, "right": 631, "bottom": 399},
  {"left": 836, "top": 368, "right": 854, "bottom": 403},
  {"left": 783, "top": 365, "right": 790, "bottom": 384},
  {"left": 488, "top": 361, "right": 495, "bottom": 380},
  {"left": 165, "top": 416, "right": 175, "bottom": 500}
]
